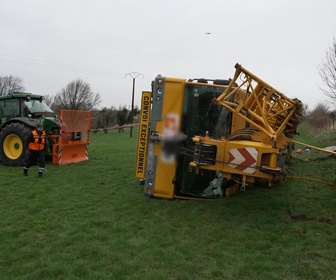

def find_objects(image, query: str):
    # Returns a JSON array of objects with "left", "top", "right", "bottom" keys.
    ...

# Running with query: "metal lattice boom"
[{"left": 215, "top": 63, "right": 302, "bottom": 140}]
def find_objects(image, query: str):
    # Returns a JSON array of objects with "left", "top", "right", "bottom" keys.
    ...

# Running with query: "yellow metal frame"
[
  {"left": 291, "top": 139, "right": 336, "bottom": 156},
  {"left": 190, "top": 134, "right": 279, "bottom": 184},
  {"left": 151, "top": 78, "right": 185, "bottom": 199},
  {"left": 215, "top": 64, "right": 302, "bottom": 141}
]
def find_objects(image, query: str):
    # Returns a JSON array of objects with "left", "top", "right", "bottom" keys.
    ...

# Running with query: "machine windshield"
[
  {"left": 174, "top": 83, "right": 233, "bottom": 197},
  {"left": 24, "top": 99, "right": 54, "bottom": 114},
  {"left": 183, "top": 84, "right": 232, "bottom": 138}
]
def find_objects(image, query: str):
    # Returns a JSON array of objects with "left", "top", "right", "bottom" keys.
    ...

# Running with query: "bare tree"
[
  {"left": 53, "top": 79, "right": 101, "bottom": 111},
  {"left": 304, "top": 103, "right": 330, "bottom": 131},
  {"left": 318, "top": 38, "right": 336, "bottom": 105},
  {"left": 117, "top": 106, "right": 129, "bottom": 132},
  {"left": 43, "top": 94, "right": 54, "bottom": 107},
  {"left": 0, "top": 75, "right": 25, "bottom": 96},
  {"left": 92, "top": 106, "right": 118, "bottom": 132}
]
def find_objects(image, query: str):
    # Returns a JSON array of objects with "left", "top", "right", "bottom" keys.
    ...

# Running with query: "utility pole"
[
  {"left": 330, "top": 112, "right": 335, "bottom": 129},
  {"left": 125, "top": 72, "right": 143, "bottom": 137}
]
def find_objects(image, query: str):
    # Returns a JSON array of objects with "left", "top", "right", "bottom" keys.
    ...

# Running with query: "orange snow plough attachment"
[{"left": 53, "top": 110, "right": 91, "bottom": 165}]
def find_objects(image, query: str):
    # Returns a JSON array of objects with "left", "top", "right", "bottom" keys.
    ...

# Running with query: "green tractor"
[{"left": 0, "top": 92, "right": 60, "bottom": 166}]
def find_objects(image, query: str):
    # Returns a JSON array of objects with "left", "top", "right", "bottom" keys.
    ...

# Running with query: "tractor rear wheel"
[{"left": 0, "top": 123, "right": 31, "bottom": 166}]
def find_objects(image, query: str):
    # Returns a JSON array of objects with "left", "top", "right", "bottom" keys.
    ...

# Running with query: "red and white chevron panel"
[
  {"left": 228, "top": 148, "right": 258, "bottom": 174},
  {"left": 58, "top": 145, "right": 63, "bottom": 165}
]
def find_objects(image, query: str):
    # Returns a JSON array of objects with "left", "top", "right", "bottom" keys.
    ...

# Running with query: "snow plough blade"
[{"left": 52, "top": 110, "right": 91, "bottom": 165}]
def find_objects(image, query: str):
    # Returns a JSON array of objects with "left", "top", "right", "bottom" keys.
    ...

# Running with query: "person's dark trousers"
[{"left": 23, "top": 150, "right": 45, "bottom": 177}]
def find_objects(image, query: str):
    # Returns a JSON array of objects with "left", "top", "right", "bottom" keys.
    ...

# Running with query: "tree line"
[
  {"left": 0, "top": 77, "right": 138, "bottom": 130},
  {"left": 0, "top": 77, "right": 101, "bottom": 111}
]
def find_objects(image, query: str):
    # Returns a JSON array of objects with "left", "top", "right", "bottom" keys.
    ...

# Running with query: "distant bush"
[{"left": 302, "top": 103, "right": 333, "bottom": 133}]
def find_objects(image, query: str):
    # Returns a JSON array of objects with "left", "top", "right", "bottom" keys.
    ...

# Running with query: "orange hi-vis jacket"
[{"left": 28, "top": 130, "right": 46, "bottom": 151}]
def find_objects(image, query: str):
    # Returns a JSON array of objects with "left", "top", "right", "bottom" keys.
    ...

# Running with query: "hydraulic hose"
[{"left": 287, "top": 175, "right": 336, "bottom": 188}]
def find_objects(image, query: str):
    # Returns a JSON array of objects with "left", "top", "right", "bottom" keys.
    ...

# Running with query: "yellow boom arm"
[{"left": 215, "top": 63, "right": 302, "bottom": 141}]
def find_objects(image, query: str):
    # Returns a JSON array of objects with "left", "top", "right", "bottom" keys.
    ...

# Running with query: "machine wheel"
[{"left": 0, "top": 123, "right": 31, "bottom": 166}]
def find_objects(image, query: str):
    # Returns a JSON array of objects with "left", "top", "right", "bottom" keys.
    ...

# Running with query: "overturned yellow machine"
[{"left": 136, "top": 64, "right": 304, "bottom": 199}]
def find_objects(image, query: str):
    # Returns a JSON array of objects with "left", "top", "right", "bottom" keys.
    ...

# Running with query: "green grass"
[{"left": 0, "top": 127, "right": 335, "bottom": 279}]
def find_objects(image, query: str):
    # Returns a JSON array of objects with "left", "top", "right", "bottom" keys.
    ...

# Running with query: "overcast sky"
[{"left": 1, "top": 0, "right": 335, "bottom": 110}]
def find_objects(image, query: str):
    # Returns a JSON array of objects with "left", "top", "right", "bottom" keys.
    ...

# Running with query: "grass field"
[{"left": 0, "top": 127, "right": 335, "bottom": 279}]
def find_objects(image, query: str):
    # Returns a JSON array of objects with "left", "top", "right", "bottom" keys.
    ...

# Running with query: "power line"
[{"left": 0, "top": 53, "right": 124, "bottom": 78}]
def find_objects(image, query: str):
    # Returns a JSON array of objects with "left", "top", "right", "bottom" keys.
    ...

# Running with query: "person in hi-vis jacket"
[{"left": 23, "top": 122, "right": 46, "bottom": 177}]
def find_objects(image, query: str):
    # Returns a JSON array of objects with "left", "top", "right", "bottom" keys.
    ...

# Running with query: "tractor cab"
[{"left": 0, "top": 92, "right": 54, "bottom": 124}]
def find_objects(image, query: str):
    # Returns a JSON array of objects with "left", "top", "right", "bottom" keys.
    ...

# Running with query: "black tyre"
[{"left": 0, "top": 123, "right": 31, "bottom": 166}]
